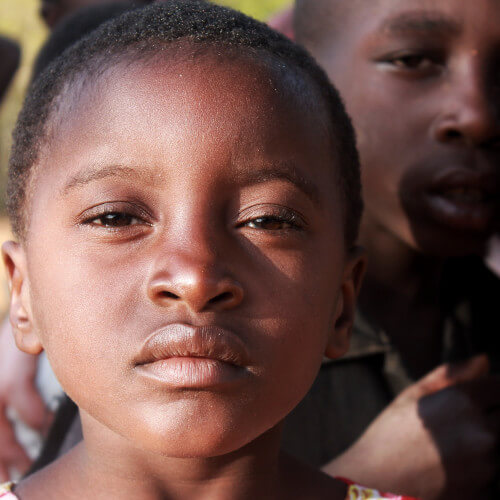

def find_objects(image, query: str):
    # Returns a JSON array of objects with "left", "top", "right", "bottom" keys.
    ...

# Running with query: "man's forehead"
[
  {"left": 326, "top": 0, "right": 500, "bottom": 27},
  {"left": 379, "top": 9, "right": 461, "bottom": 36},
  {"left": 299, "top": 0, "right": 500, "bottom": 38},
  {"left": 364, "top": 0, "right": 500, "bottom": 46}
]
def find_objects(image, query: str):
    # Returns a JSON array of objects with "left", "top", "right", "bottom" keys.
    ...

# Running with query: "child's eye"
[
  {"left": 86, "top": 212, "right": 143, "bottom": 227},
  {"left": 238, "top": 206, "right": 305, "bottom": 233},
  {"left": 78, "top": 202, "right": 153, "bottom": 231},
  {"left": 244, "top": 216, "right": 297, "bottom": 231}
]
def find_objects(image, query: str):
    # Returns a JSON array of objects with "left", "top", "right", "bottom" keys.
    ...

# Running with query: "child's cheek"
[{"left": 26, "top": 236, "right": 144, "bottom": 392}]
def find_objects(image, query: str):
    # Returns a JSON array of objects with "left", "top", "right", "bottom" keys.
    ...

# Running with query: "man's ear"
[
  {"left": 2, "top": 241, "right": 42, "bottom": 355},
  {"left": 325, "top": 246, "right": 367, "bottom": 359}
]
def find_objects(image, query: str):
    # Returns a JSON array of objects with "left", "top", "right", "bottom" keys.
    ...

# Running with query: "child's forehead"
[
  {"left": 35, "top": 50, "right": 336, "bottom": 199},
  {"left": 48, "top": 49, "right": 332, "bottom": 161}
]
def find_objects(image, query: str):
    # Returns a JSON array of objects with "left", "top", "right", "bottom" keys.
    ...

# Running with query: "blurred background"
[{"left": 0, "top": 0, "right": 291, "bottom": 313}]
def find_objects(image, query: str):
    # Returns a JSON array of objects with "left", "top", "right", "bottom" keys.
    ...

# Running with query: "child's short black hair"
[{"left": 9, "top": 0, "right": 362, "bottom": 246}]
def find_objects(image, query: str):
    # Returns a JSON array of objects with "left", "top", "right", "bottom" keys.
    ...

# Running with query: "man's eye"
[
  {"left": 390, "top": 54, "right": 434, "bottom": 70},
  {"left": 245, "top": 216, "right": 297, "bottom": 230},
  {"left": 379, "top": 50, "right": 444, "bottom": 75},
  {"left": 86, "top": 212, "right": 142, "bottom": 227}
]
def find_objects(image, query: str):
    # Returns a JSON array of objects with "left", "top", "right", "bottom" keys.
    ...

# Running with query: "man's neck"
[
  {"left": 358, "top": 218, "right": 445, "bottom": 377},
  {"left": 359, "top": 217, "right": 443, "bottom": 299}
]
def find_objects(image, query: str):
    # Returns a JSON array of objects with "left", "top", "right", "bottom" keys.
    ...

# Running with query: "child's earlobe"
[
  {"left": 324, "top": 246, "right": 367, "bottom": 360},
  {"left": 2, "top": 241, "right": 43, "bottom": 355}
]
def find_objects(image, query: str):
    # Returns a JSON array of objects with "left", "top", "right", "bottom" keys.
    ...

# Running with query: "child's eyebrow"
[
  {"left": 61, "top": 162, "right": 321, "bottom": 206},
  {"left": 61, "top": 164, "right": 163, "bottom": 195},
  {"left": 379, "top": 10, "right": 462, "bottom": 38},
  {"left": 235, "top": 163, "right": 322, "bottom": 207},
  {"left": 60, "top": 162, "right": 323, "bottom": 206}
]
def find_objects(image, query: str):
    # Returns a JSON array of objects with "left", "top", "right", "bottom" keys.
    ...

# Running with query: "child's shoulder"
[{"left": 0, "top": 482, "right": 18, "bottom": 499}]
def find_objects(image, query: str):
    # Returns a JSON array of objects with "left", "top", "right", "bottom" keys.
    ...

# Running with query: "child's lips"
[{"left": 134, "top": 324, "right": 251, "bottom": 388}]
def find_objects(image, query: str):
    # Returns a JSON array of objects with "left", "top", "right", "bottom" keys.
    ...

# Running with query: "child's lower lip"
[{"left": 136, "top": 357, "right": 248, "bottom": 388}]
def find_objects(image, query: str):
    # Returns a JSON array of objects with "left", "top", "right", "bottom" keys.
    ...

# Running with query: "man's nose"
[
  {"left": 433, "top": 61, "right": 500, "bottom": 148},
  {"left": 146, "top": 231, "right": 244, "bottom": 313}
]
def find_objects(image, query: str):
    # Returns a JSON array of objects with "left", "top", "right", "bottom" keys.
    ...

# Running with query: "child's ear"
[
  {"left": 325, "top": 246, "right": 367, "bottom": 359},
  {"left": 2, "top": 241, "right": 43, "bottom": 355}
]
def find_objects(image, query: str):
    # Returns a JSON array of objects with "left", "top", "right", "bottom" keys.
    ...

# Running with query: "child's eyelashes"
[
  {"left": 237, "top": 205, "right": 306, "bottom": 233},
  {"left": 78, "top": 202, "right": 154, "bottom": 230},
  {"left": 85, "top": 212, "right": 145, "bottom": 228},
  {"left": 243, "top": 216, "right": 297, "bottom": 231},
  {"left": 76, "top": 202, "right": 307, "bottom": 237}
]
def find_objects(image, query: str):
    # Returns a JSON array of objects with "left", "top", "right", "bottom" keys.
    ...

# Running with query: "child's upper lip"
[{"left": 135, "top": 324, "right": 251, "bottom": 367}]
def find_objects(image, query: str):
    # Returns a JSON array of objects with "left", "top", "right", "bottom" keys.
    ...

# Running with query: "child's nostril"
[{"left": 160, "top": 291, "right": 179, "bottom": 299}]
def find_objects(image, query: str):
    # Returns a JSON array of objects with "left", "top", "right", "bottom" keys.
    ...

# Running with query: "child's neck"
[
  {"left": 81, "top": 415, "right": 284, "bottom": 499},
  {"left": 17, "top": 414, "right": 347, "bottom": 500}
]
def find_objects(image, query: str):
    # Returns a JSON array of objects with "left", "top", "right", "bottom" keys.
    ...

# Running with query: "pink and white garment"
[
  {"left": 340, "top": 478, "right": 418, "bottom": 499},
  {"left": 0, "top": 483, "right": 15, "bottom": 499}
]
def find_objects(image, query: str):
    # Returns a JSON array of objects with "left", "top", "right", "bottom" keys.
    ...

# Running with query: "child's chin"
[
  {"left": 139, "top": 427, "right": 262, "bottom": 459},
  {"left": 127, "top": 407, "right": 280, "bottom": 459}
]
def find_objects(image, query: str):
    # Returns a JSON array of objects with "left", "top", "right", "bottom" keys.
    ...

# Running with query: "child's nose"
[{"left": 146, "top": 247, "right": 244, "bottom": 313}]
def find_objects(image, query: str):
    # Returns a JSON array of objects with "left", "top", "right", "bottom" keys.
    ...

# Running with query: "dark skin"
[
  {"left": 3, "top": 51, "right": 364, "bottom": 499},
  {"left": 295, "top": 0, "right": 500, "bottom": 497}
]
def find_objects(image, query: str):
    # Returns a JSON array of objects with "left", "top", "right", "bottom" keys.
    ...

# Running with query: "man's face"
[
  {"left": 11, "top": 54, "right": 361, "bottom": 458},
  {"left": 307, "top": 0, "right": 500, "bottom": 256}
]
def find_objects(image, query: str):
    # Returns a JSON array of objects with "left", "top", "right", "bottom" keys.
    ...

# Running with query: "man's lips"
[
  {"left": 134, "top": 324, "right": 251, "bottom": 388},
  {"left": 429, "top": 169, "right": 499, "bottom": 203},
  {"left": 421, "top": 168, "right": 499, "bottom": 232}
]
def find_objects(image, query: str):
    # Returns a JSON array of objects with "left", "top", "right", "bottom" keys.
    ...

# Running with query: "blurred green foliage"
[{"left": 0, "top": 0, "right": 291, "bottom": 212}]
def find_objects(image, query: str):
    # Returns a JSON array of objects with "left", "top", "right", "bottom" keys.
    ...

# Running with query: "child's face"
[
  {"left": 5, "top": 53, "right": 362, "bottom": 457},
  {"left": 310, "top": 0, "right": 500, "bottom": 256}
]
